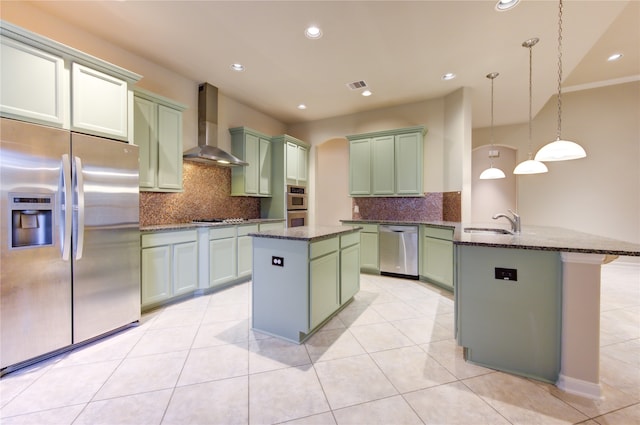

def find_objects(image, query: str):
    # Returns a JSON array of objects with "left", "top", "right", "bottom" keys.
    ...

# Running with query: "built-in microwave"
[{"left": 286, "top": 185, "right": 307, "bottom": 210}]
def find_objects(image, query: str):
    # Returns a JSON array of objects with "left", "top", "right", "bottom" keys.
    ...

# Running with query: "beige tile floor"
[{"left": 1, "top": 260, "right": 638, "bottom": 424}]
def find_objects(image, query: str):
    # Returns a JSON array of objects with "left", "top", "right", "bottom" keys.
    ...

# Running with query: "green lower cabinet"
[
  {"left": 310, "top": 251, "right": 340, "bottom": 329},
  {"left": 141, "top": 230, "right": 198, "bottom": 310},
  {"left": 209, "top": 227, "right": 237, "bottom": 288},
  {"left": 340, "top": 243, "right": 360, "bottom": 303},
  {"left": 456, "top": 245, "right": 561, "bottom": 383},
  {"left": 420, "top": 226, "right": 454, "bottom": 291}
]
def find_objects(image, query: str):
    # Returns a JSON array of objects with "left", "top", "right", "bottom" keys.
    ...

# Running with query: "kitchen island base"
[{"left": 251, "top": 226, "right": 361, "bottom": 344}]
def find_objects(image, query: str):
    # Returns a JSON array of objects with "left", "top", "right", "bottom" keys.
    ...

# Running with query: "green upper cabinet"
[
  {"left": 349, "top": 138, "right": 372, "bottom": 195},
  {"left": 347, "top": 126, "right": 426, "bottom": 197},
  {"left": 285, "top": 139, "right": 308, "bottom": 186},
  {"left": 372, "top": 135, "right": 395, "bottom": 195},
  {"left": 230, "top": 127, "right": 272, "bottom": 197},
  {"left": 133, "top": 88, "right": 186, "bottom": 192},
  {"left": 1, "top": 21, "right": 141, "bottom": 140}
]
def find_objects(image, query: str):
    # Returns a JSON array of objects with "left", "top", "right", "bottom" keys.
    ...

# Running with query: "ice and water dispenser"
[{"left": 9, "top": 193, "right": 54, "bottom": 249}]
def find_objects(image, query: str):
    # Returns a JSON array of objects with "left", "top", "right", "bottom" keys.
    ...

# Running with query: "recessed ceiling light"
[
  {"left": 495, "top": 0, "right": 519, "bottom": 11},
  {"left": 607, "top": 53, "right": 623, "bottom": 62},
  {"left": 361, "top": 90, "right": 372, "bottom": 97},
  {"left": 230, "top": 63, "right": 245, "bottom": 72},
  {"left": 441, "top": 73, "right": 456, "bottom": 81},
  {"left": 297, "top": 104, "right": 307, "bottom": 110},
  {"left": 305, "top": 25, "right": 322, "bottom": 39}
]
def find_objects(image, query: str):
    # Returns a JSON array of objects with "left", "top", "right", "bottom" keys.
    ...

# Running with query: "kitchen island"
[
  {"left": 343, "top": 219, "right": 640, "bottom": 399},
  {"left": 250, "top": 225, "right": 361, "bottom": 343}
]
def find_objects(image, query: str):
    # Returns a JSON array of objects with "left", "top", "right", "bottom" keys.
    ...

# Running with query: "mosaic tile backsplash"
[
  {"left": 352, "top": 192, "right": 461, "bottom": 222},
  {"left": 139, "top": 161, "right": 260, "bottom": 226}
]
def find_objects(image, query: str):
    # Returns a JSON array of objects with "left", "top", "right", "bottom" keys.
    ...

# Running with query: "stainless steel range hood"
[{"left": 183, "top": 83, "right": 248, "bottom": 166}]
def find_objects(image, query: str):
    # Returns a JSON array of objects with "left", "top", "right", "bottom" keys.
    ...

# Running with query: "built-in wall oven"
[{"left": 286, "top": 185, "right": 307, "bottom": 227}]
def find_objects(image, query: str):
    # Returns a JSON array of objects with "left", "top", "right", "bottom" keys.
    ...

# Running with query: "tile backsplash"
[
  {"left": 139, "top": 161, "right": 260, "bottom": 226},
  {"left": 352, "top": 192, "right": 461, "bottom": 222}
]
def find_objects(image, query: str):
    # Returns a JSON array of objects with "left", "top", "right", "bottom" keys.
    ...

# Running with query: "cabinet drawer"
[
  {"left": 424, "top": 226, "right": 454, "bottom": 240},
  {"left": 310, "top": 237, "right": 339, "bottom": 259},
  {"left": 340, "top": 231, "right": 360, "bottom": 248},
  {"left": 358, "top": 223, "right": 378, "bottom": 233},
  {"left": 237, "top": 224, "right": 259, "bottom": 236},
  {"left": 259, "top": 221, "right": 285, "bottom": 231},
  {"left": 209, "top": 226, "right": 236, "bottom": 240},
  {"left": 142, "top": 230, "right": 197, "bottom": 248}
]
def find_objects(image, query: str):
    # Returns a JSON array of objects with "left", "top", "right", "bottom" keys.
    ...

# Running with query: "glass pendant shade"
[
  {"left": 514, "top": 158, "right": 548, "bottom": 174},
  {"left": 534, "top": 138, "right": 586, "bottom": 161},
  {"left": 480, "top": 166, "right": 506, "bottom": 180}
]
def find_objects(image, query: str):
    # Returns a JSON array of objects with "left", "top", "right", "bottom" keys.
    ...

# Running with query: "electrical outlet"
[
  {"left": 495, "top": 267, "right": 517, "bottom": 281},
  {"left": 272, "top": 256, "right": 284, "bottom": 267}
]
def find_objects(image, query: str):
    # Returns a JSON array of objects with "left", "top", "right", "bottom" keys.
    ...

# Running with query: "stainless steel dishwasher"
[{"left": 379, "top": 225, "right": 419, "bottom": 279}]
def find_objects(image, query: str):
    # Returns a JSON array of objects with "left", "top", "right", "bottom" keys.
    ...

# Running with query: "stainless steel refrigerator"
[{"left": 1, "top": 118, "right": 140, "bottom": 372}]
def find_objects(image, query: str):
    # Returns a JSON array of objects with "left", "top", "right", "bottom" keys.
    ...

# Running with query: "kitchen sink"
[{"left": 464, "top": 227, "right": 513, "bottom": 235}]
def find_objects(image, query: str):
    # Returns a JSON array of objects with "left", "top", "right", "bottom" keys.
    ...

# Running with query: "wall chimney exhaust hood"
[{"left": 183, "top": 83, "right": 248, "bottom": 166}]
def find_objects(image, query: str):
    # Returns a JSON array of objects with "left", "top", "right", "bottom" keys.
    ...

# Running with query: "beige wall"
[{"left": 473, "top": 81, "right": 640, "bottom": 244}]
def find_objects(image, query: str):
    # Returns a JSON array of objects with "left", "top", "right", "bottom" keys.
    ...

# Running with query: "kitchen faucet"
[{"left": 492, "top": 209, "right": 521, "bottom": 233}]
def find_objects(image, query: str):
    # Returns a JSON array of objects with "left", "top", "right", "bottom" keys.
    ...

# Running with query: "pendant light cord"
[
  {"left": 528, "top": 43, "right": 533, "bottom": 158},
  {"left": 556, "top": 0, "right": 564, "bottom": 140}
]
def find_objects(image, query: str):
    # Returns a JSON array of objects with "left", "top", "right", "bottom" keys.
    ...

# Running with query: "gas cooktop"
[{"left": 192, "top": 218, "right": 247, "bottom": 224}]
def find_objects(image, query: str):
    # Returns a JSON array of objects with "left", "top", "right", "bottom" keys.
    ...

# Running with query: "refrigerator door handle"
[
  {"left": 74, "top": 156, "right": 85, "bottom": 260},
  {"left": 61, "top": 154, "right": 72, "bottom": 261}
]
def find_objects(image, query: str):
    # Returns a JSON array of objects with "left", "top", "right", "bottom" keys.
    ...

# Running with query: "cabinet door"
[
  {"left": 349, "top": 139, "right": 371, "bottom": 196},
  {"left": 133, "top": 96, "right": 157, "bottom": 188},
  {"left": 157, "top": 105, "right": 183, "bottom": 190},
  {"left": 372, "top": 135, "right": 395, "bottom": 195},
  {"left": 141, "top": 246, "right": 171, "bottom": 306},
  {"left": 241, "top": 133, "right": 259, "bottom": 194},
  {"left": 172, "top": 241, "right": 198, "bottom": 296},
  {"left": 395, "top": 132, "right": 423, "bottom": 195},
  {"left": 310, "top": 252, "right": 340, "bottom": 329},
  {"left": 259, "top": 137, "right": 271, "bottom": 195},
  {"left": 360, "top": 232, "right": 379, "bottom": 272},
  {"left": 237, "top": 235, "right": 253, "bottom": 278},
  {"left": 341, "top": 244, "right": 360, "bottom": 303},
  {"left": 209, "top": 237, "right": 237, "bottom": 287},
  {"left": 71, "top": 63, "right": 128, "bottom": 140},
  {"left": 423, "top": 237, "right": 454, "bottom": 290},
  {"left": 297, "top": 145, "right": 308, "bottom": 185},
  {"left": 0, "top": 37, "right": 65, "bottom": 126},
  {"left": 286, "top": 141, "right": 298, "bottom": 183}
]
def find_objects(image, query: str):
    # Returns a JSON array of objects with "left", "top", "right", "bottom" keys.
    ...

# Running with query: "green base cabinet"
[
  {"left": 455, "top": 245, "right": 561, "bottom": 383},
  {"left": 340, "top": 232, "right": 361, "bottom": 302},
  {"left": 209, "top": 227, "right": 237, "bottom": 288},
  {"left": 141, "top": 230, "right": 198, "bottom": 310},
  {"left": 420, "top": 226, "right": 454, "bottom": 291},
  {"left": 310, "top": 238, "right": 340, "bottom": 329},
  {"left": 237, "top": 224, "right": 259, "bottom": 278}
]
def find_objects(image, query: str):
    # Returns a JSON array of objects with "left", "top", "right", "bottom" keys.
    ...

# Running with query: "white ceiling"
[{"left": 27, "top": 0, "right": 639, "bottom": 129}]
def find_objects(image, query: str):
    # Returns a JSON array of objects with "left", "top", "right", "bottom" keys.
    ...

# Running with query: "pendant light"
[
  {"left": 480, "top": 72, "right": 506, "bottom": 180},
  {"left": 534, "top": 0, "right": 586, "bottom": 162},
  {"left": 514, "top": 38, "right": 548, "bottom": 175}
]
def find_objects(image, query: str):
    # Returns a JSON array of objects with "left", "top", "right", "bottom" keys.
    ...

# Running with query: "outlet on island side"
[
  {"left": 272, "top": 256, "right": 284, "bottom": 267},
  {"left": 495, "top": 267, "right": 517, "bottom": 281}
]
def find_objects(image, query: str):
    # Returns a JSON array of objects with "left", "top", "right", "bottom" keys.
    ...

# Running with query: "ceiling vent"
[{"left": 346, "top": 80, "right": 368, "bottom": 90}]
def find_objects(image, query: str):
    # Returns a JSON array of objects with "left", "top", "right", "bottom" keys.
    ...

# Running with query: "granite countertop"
[
  {"left": 140, "top": 218, "right": 285, "bottom": 233},
  {"left": 341, "top": 219, "right": 640, "bottom": 257},
  {"left": 250, "top": 225, "right": 362, "bottom": 242}
]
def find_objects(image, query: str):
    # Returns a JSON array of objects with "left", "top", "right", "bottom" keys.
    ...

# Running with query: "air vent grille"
[{"left": 346, "top": 80, "right": 368, "bottom": 90}]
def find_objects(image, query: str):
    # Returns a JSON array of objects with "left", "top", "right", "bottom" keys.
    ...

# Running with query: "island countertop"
[
  {"left": 250, "top": 225, "right": 362, "bottom": 242},
  {"left": 341, "top": 219, "right": 640, "bottom": 257}
]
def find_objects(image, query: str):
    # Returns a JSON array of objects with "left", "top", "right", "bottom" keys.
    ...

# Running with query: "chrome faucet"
[{"left": 492, "top": 209, "right": 521, "bottom": 233}]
